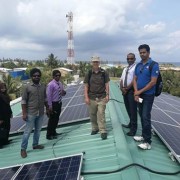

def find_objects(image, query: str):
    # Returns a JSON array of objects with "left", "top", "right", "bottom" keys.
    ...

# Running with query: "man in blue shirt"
[{"left": 133, "top": 44, "right": 159, "bottom": 150}]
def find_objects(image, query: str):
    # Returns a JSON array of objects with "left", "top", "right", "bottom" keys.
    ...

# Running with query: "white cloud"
[
  {"left": 0, "top": 0, "right": 179, "bottom": 62},
  {"left": 0, "top": 38, "right": 44, "bottom": 51},
  {"left": 144, "top": 22, "right": 166, "bottom": 33}
]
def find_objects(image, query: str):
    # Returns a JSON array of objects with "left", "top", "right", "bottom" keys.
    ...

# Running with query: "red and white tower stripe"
[{"left": 66, "top": 12, "right": 74, "bottom": 64}]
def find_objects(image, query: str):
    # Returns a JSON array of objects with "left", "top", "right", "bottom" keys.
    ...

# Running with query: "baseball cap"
[{"left": 91, "top": 56, "right": 100, "bottom": 62}]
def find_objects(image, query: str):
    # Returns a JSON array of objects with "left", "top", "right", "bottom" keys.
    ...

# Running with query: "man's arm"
[
  {"left": 84, "top": 84, "right": 90, "bottom": 105},
  {"left": 21, "top": 85, "right": 28, "bottom": 121},
  {"left": 134, "top": 77, "right": 157, "bottom": 96},
  {"left": 105, "top": 82, "right": 109, "bottom": 102}
]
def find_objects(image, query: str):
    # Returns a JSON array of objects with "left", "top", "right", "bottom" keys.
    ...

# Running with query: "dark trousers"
[
  {"left": 138, "top": 94, "right": 154, "bottom": 144},
  {"left": 123, "top": 90, "right": 137, "bottom": 133},
  {"left": 47, "top": 102, "right": 62, "bottom": 137},
  {"left": 0, "top": 118, "right": 10, "bottom": 146}
]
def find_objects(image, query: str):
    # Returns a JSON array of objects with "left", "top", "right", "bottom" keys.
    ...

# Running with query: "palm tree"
[
  {"left": 46, "top": 53, "right": 58, "bottom": 70},
  {"left": 2, "top": 74, "right": 22, "bottom": 99}
]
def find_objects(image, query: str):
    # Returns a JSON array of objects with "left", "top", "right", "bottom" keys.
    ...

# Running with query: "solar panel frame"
[
  {"left": 13, "top": 153, "right": 83, "bottom": 180},
  {"left": 152, "top": 93, "right": 180, "bottom": 163},
  {"left": 0, "top": 165, "right": 22, "bottom": 180}
]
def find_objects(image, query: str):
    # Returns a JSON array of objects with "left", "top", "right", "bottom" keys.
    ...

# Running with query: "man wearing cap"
[{"left": 84, "top": 56, "right": 110, "bottom": 140}]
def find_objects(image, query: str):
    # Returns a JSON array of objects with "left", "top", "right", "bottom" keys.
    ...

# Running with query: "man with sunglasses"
[
  {"left": 84, "top": 56, "right": 110, "bottom": 140},
  {"left": 120, "top": 53, "right": 137, "bottom": 136},
  {"left": 133, "top": 44, "right": 159, "bottom": 150},
  {"left": 21, "top": 68, "right": 48, "bottom": 158},
  {"left": 46, "top": 70, "right": 66, "bottom": 140}
]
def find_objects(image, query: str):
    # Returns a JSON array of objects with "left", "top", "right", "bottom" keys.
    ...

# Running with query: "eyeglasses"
[
  {"left": 127, "top": 58, "right": 134, "bottom": 60},
  {"left": 55, "top": 74, "right": 61, "bottom": 77},
  {"left": 33, "top": 75, "right": 41, "bottom": 77},
  {"left": 92, "top": 61, "right": 99, "bottom": 63}
]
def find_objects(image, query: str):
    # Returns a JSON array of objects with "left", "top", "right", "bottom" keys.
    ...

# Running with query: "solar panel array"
[
  {"left": 10, "top": 84, "right": 89, "bottom": 134},
  {"left": 0, "top": 154, "right": 83, "bottom": 180},
  {"left": 152, "top": 93, "right": 180, "bottom": 163}
]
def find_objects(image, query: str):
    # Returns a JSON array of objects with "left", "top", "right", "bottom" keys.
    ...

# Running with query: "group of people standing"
[
  {"left": 84, "top": 44, "right": 159, "bottom": 151},
  {"left": 20, "top": 68, "right": 66, "bottom": 158},
  {"left": 120, "top": 44, "right": 159, "bottom": 150},
  {"left": 0, "top": 43, "right": 159, "bottom": 158}
]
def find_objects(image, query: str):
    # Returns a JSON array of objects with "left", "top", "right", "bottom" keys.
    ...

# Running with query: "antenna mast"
[{"left": 66, "top": 12, "right": 74, "bottom": 64}]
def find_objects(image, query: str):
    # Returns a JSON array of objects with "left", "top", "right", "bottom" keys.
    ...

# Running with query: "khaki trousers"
[{"left": 89, "top": 98, "right": 107, "bottom": 133}]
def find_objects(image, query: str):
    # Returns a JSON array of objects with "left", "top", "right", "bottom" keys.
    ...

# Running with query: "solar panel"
[
  {"left": 68, "top": 96, "right": 85, "bottom": 106},
  {"left": 75, "top": 89, "right": 84, "bottom": 96},
  {"left": 10, "top": 84, "right": 89, "bottom": 134},
  {"left": 0, "top": 165, "right": 21, "bottom": 180},
  {"left": 152, "top": 122, "right": 180, "bottom": 156},
  {"left": 152, "top": 93, "right": 180, "bottom": 163},
  {"left": 59, "top": 104, "right": 89, "bottom": 124},
  {"left": 62, "top": 98, "right": 72, "bottom": 107},
  {"left": 13, "top": 154, "right": 83, "bottom": 180},
  {"left": 10, "top": 115, "right": 25, "bottom": 133}
]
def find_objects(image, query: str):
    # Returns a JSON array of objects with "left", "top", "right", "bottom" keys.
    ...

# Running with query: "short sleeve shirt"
[
  {"left": 135, "top": 58, "right": 159, "bottom": 94},
  {"left": 84, "top": 69, "right": 110, "bottom": 99},
  {"left": 120, "top": 63, "right": 136, "bottom": 87}
]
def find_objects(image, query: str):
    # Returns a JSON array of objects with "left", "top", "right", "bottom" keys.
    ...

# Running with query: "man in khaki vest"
[{"left": 84, "top": 56, "right": 110, "bottom": 140}]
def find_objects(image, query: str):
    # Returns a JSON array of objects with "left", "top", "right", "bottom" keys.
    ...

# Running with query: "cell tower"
[{"left": 66, "top": 11, "right": 74, "bottom": 64}]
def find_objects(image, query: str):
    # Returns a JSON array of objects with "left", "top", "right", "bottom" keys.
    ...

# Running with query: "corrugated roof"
[{"left": 0, "top": 81, "right": 179, "bottom": 180}]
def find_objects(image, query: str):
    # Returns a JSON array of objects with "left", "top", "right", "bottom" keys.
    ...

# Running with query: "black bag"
[
  {"left": 0, "top": 128, "right": 7, "bottom": 139},
  {"left": 149, "top": 61, "right": 163, "bottom": 97}
]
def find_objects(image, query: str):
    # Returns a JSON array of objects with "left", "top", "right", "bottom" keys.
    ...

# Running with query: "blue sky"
[{"left": 0, "top": 0, "right": 180, "bottom": 62}]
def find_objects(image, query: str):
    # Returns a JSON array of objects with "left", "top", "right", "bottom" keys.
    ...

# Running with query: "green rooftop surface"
[{"left": 0, "top": 81, "right": 179, "bottom": 180}]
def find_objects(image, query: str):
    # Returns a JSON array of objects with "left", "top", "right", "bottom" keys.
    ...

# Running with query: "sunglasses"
[
  {"left": 127, "top": 58, "right": 134, "bottom": 60},
  {"left": 33, "top": 75, "right": 41, "bottom": 77},
  {"left": 55, "top": 74, "right": 61, "bottom": 77}
]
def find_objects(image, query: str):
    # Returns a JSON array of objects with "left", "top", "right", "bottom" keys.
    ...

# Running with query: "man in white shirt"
[{"left": 120, "top": 53, "right": 137, "bottom": 136}]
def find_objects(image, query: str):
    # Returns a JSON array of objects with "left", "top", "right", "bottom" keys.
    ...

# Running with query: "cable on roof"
[
  {"left": 81, "top": 163, "right": 180, "bottom": 175},
  {"left": 52, "top": 125, "right": 82, "bottom": 157},
  {"left": 109, "top": 98, "right": 124, "bottom": 104}
]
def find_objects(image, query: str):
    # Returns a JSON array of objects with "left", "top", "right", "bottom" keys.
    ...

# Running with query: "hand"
[
  {"left": 62, "top": 90, "right": 66, "bottom": 96},
  {"left": 46, "top": 108, "right": 50, "bottom": 117},
  {"left": 121, "top": 87, "right": 127, "bottom": 95},
  {"left": 48, "top": 107, "right": 53, "bottom": 114},
  {"left": 134, "top": 95, "right": 139, "bottom": 102},
  {"left": 85, "top": 97, "right": 90, "bottom": 105},
  {"left": 22, "top": 114, "right": 27, "bottom": 121},
  {"left": 0, "top": 120, "right": 4, "bottom": 125},
  {"left": 134, "top": 90, "right": 141, "bottom": 96},
  {"left": 105, "top": 95, "right": 109, "bottom": 103}
]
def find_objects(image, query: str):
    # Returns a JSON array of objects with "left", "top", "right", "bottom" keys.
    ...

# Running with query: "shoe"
[
  {"left": 91, "top": 130, "right": 99, "bottom": 135},
  {"left": 4, "top": 140, "right": 12, "bottom": 145},
  {"left": 21, "top": 149, "right": 27, "bottom": 158},
  {"left": 122, "top": 124, "right": 131, "bottom": 128},
  {"left": 53, "top": 136, "right": 58, "bottom": 139},
  {"left": 33, "top": 145, "right": 44, "bottom": 149},
  {"left": 138, "top": 143, "right": 151, "bottom": 150},
  {"left": 55, "top": 132, "right": 62, "bottom": 136},
  {"left": 126, "top": 131, "right": 135, "bottom": 136},
  {"left": 101, "top": 133, "right": 107, "bottom": 140},
  {"left": 133, "top": 136, "right": 144, "bottom": 142},
  {"left": 46, "top": 136, "right": 54, "bottom": 140}
]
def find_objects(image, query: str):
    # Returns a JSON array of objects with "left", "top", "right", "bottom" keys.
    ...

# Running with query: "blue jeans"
[
  {"left": 138, "top": 94, "right": 154, "bottom": 144},
  {"left": 21, "top": 115, "right": 44, "bottom": 150}
]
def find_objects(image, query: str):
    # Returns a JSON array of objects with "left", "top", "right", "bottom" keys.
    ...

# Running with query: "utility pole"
[{"left": 66, "top": 12, "right": 74, "bottom": 64}]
